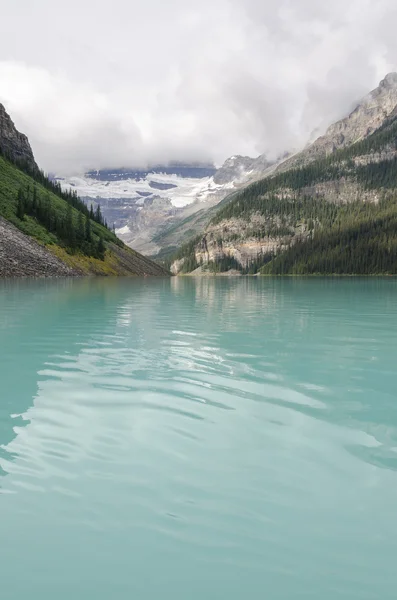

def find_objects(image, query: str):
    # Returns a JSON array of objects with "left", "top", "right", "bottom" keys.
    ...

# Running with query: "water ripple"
[{"left": 1, "top": 277, "right": 397, "bottom": 599}]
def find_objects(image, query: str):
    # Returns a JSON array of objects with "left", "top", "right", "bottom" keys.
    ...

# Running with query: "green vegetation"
[
  {"left": 211, "top": 115, "right": 397, "bottom": 226},
  {"left": 169, "top": 113, "right": 397, "bottom": 275},
  {"left": 261, "top": 195, "right": 397, "bottom": 275},
  {"left": 0, "top": 144, "right": 110, "bottom": 227},
  {"left": 0, "top": 142, "right": 169, "bottom": 276},
  {"left": 150, "top": 245, "right": 179, "bottom": 270},
  {"left": 171, "top": 235, "right": 201, "bottom": 273},
  {"left": 206, "top": 255, "right": 241, "bottom": 273},
  {"left": 0, "top": 152, "right": 123, "bottom": 263}
]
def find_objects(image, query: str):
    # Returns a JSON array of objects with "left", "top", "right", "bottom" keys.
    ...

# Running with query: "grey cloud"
[{"left": 0, "top": 0, "right": 396, "bottom": 173}]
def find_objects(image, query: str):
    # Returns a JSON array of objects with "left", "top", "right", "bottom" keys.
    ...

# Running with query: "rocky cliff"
[
  {"left": 0, "top": 104, "right": 38, "bottom": 171},
  {"left": 213, "top": 156, "right": 259, "bottom": 185},
  {"left": 274, "top": 73, "right": 397, "bottom": 173}
]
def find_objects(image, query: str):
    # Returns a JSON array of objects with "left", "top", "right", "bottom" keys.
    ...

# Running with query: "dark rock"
[
  {"left": 149, "top": 181, "right": 178, "bottom": 191},
  {"left": 0, "top": 104, "right": 38, "bottom": 171}
]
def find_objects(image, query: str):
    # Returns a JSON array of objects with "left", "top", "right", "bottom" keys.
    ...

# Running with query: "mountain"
[
  {"left": 171, "top": 74, "right": 397, "bottom": 275},
  {"left": 0, "top": 104, "right": 167, "bottom": 277},
  {"left": 213, "top": 155, "right": 266, "bottom": 185},
  {"left": 275, "top": 73, "right": 397, "bottom": 172},
  {"left": 59, "top": 164, "right": 220, "bottom": 255},
  {"left": 59, "top": 156, "right": 274, "bottom": 259}
]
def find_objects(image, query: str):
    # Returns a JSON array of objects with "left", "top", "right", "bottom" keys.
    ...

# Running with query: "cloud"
[{"left": 0, "top": 0, "right": 396, "bottom": 173}]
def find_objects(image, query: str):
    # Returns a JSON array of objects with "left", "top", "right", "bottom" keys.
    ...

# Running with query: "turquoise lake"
[{"left": 1, "top": 277, "right": 397, "bottom": 599}]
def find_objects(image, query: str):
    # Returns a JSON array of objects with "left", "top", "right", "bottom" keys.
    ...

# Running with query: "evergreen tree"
[
  {"left": 85, "top": 216, "right": 92, "bottom": 243},
  {"left": 95, "top": 204, "right": 102, "bottom": 225},
  {"left": 65, "top": 204, "right": 76, "bottom": 249},
  {"left": 97, "top": 236, "right": 106, "bottom": 260},
  {"left": 77, "top": 211, "right": 85, "bottom": 244},
  {"left": 16, "top": 188, "right": 25, "bottom": 220},
  {"left": 32, "top": 186, "right": 38, "bottom": 214}
]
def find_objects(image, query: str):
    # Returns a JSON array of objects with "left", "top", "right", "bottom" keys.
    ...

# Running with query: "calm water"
[{"left": 1, "top": 277, "right": 397, "bottom": 599}]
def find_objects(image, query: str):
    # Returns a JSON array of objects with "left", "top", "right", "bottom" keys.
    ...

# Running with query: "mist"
[{"left": 0, "top": 0, "right": 396, "bottom": 174}]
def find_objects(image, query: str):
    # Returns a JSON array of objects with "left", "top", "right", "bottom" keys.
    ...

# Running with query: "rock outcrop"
[
  {"left": 275, "top": 73, "right": 397, "bottom": 173},
  {"left": 0, "top": 103, "right": 38, "bottom": 171},
  {"left": 213, "top": 156, "right": 257, "bottom": 185}
]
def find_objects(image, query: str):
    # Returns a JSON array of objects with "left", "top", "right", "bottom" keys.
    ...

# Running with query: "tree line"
[
  {"left": 0, "top": 143, "right": 109, "bottom": 229},
  {"left": 211, "top": 113, "right": 397, "bottom": 225},
  {"left": 215, "top": 194, "right": 397, "bottom": 275},
  {"left": 261, "top": 197, "right": 397, "bottom": 274},
  {"left": 170, "top": 112, "right": 397, "bottom": 274},
  {"left": 16, "top": 186, "right": 106, "bottom": 260}
]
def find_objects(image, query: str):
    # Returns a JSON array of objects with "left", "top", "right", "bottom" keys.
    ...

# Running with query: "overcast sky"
[{"left": 0, "top": 0, "right": 396, "bottom": 173}]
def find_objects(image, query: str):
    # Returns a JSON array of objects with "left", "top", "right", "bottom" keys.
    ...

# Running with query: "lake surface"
[{"left": 1, "top": 277, "right": 397, "bottom": 599}]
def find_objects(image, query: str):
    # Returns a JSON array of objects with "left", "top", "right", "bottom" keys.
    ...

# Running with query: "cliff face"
[
  {"left": 0, "top": 104, "right": 38, "bottom": 171},
  {"left": 213, "top": 156, "right": 262, "bottom": 185},
  {"left": 178, "top": 179, "right": 381, "bottom": 273},
  {"left": 194, "top": 216, "right": 303, "bottom": 269},
  {"left": 275, "top": 73, "right": 397, "bottom": 173}
]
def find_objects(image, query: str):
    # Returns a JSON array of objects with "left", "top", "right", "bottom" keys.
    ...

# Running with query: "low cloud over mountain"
[{"left": 0, "top": 0, "right": 396, "bottom": 173}]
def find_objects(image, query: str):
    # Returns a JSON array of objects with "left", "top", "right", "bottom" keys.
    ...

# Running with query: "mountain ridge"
[
  {"left": 170, "top": 73, "right": 397, "bottom": 275},
  {"left": 112, "top": 73, "right": 397, "bottom": 260},
  {"left": 272, "top": 72, "right": 397, "bottom": 173}
]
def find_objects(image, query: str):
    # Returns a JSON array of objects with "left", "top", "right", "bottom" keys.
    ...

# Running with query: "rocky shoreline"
[{"left": 0, "top": 217, "right": 80, "bottom": 278}]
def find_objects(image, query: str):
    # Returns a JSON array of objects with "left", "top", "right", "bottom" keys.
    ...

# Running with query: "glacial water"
[{"left": 1, "top": 277, "right": 397, "bottom": 599}]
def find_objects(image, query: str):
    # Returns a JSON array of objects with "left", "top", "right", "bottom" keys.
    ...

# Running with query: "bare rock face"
[
  {"left": 213, "top": 154, "right": 275, "bottom": 185},
  {"left": 276, "top": 73, "right": 397, "bottom": 172},
  {"left": 213, "top": 156, "right": 256, "bottom": 185},
  {"left": 0, "top": 104, "right": 38, "bottom": 171}
]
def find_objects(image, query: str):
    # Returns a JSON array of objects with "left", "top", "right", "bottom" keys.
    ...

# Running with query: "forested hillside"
[
  {"left": 212, "top": 114, "right": 397, "bottom": 225},
  {"left": 0, "top": 149, "right": 167, "bottom": 276},
  {"left": 261, "top": 197, "right": 397, "bottom": 274},
  {"left": 171, "top": 112, "right": 397, "bottom": 275}
]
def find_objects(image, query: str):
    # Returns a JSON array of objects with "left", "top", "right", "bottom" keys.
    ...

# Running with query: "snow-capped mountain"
[
  {"left": 57, "top": 73, "right": 397, "bottom": 262},
  {"left": 58, "top": 159, "right": 271, "bottom": 255},
  {"left": 59, "top": 166, "right": 224, "bottom": 209}
]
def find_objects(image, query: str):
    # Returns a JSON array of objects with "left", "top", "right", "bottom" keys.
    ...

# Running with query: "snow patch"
[
  {"left": 116, "top": 225, "right": 131, "bottom": 235},
  {"left": 60, "top": 172, "right": 226, "bottom": 208}
]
